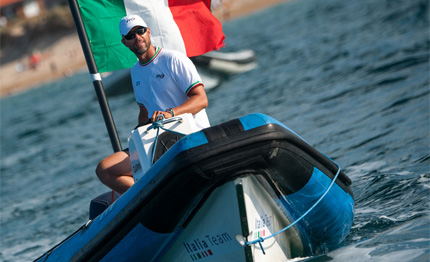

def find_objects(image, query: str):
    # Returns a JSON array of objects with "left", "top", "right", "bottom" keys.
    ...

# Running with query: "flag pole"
[{"left": 68, "top": 0, "right": 122, "bottom": 152}]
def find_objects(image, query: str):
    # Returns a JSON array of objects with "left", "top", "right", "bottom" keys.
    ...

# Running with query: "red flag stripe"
[{"left": 169, "top": 0, "right": 225, "bottom": 57}]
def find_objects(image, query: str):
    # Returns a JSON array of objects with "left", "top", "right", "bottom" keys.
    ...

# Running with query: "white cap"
[{"left": 119, "top": 15, "right": 148, "bottom": 36}]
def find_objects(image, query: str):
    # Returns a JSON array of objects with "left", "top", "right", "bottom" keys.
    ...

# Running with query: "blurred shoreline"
[{"left": 0, "top": 0, "right": 290, "bottom": 98}]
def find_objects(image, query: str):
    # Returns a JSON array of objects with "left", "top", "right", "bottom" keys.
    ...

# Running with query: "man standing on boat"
[{"left": 96, "top": 15, "right": 210, "bottom": 194}]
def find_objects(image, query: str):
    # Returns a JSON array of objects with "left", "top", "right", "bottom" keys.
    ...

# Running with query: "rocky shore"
[{"left": 0, "top": 0, "right": 289, "bottom": 98}]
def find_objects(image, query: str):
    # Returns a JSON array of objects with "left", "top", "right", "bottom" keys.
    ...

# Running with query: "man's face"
[{"left": 122, "top": 26, "right": 151, "bottom": 55}]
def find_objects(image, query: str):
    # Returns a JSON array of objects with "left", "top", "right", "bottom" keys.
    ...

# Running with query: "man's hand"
[{"left": 151, "top": 110, "right": 173, "bottom": 122}]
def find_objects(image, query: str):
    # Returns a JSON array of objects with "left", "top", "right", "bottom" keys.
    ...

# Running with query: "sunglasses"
[{"left": 123, "top": 27, "right": 147, "bottom": 40}]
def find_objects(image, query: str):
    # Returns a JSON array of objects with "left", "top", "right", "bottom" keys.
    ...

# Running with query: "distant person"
[
  {"left": 50, "top": 62, "right": 57, "bottom": 73},
  {"left": 29, "top": 51, "right": 41, "bottom": 70},
  {"left": 96, "top": 15, "right": 210, "bottom": 194},
  {"left": 223, "top": 0, "right": 231, "bottom": 20}
]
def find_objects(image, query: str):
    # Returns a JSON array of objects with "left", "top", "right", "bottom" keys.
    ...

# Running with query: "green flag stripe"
[{"left": 78, "top": 0, "right": 136, "bottom": 72}]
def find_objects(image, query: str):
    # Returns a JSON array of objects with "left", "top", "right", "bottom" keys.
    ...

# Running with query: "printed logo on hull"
[
  {"left": 254, "top": 214, "right": 272, "bottom": 239},
  {"left": 183, "top": 232, "right": 233, "bottom": 260}
]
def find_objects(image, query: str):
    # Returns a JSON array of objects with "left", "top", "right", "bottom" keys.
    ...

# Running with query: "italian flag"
[{"left": 77, "top": 0, "right": 225, "bottom": 73}]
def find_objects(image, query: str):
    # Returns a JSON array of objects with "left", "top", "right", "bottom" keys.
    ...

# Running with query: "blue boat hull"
[{"left": 35, "top": 114, "right": 354, "bottom": 261}]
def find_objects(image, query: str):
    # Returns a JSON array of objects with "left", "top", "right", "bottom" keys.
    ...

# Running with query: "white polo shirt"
[{"left": 130, "top": 47, "right": 210, "bottom": 130}]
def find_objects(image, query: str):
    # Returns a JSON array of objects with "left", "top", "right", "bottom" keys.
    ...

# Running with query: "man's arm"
[
  {"left": 150, "top": 84, "right": 208, "bottom": 122},
  {"left": 138, "top": 104, "right": 149, "bottom": 124}
]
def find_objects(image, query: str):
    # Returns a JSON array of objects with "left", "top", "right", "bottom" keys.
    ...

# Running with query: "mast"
[{"left": 68, "top": 0, "right": 122, "bottom": 152}]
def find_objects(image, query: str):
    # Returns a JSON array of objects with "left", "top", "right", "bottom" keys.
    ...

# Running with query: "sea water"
[{"left": 1, "top": 0, "right": 429, "bottom": 261}]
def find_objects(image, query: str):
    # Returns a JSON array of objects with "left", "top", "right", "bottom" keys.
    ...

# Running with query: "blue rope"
[
  {"left": 148, "top": 115, "right": 187, "bottom": 164},
  {"left": 245, "top": 162, "right": 342, "bottom": 254}
]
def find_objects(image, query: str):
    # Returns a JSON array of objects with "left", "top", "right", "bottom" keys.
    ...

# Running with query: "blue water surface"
[{"left": 1, "top": 0, "right": 429, "bottom": 261}]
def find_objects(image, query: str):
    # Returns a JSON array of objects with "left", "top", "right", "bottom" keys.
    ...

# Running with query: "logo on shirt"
[
  {"left": 136, "top": 81, "right": 141, "bottom": 86},
  {"left": 156, "top": 73, "right": 165, "bottom": 80}
]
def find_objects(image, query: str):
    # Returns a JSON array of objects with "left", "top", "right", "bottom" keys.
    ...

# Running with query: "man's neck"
[{"left": 137, "top": 45, "right": 157, "bottom": 64}]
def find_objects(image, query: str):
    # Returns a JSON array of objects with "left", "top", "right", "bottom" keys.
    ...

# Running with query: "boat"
[
  {"left": 101, "top": 49, "right": 257, "bottom": 96},
  {"left": 34, "top": 113, "right": 354, "bottom": 262},
  {"left": 101, "top": 66, "right": 222, "bottom": 97},
  {"left": 190, "top": 49, "right": 257, "bottom": 75}
]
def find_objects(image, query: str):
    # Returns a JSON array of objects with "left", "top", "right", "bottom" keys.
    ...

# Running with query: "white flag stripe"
[{"left": 124, "top": 0, "right": 187, "bottom": 55}]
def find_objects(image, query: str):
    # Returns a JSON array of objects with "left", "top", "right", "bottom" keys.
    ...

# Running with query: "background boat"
[{"left": 101, "top": 49, "right": 257, "bottom": 96}]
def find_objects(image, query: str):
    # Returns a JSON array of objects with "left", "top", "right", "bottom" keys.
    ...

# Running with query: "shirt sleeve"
[{"left": 171, "top": 51, "right": 203, "bottom": 95}]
